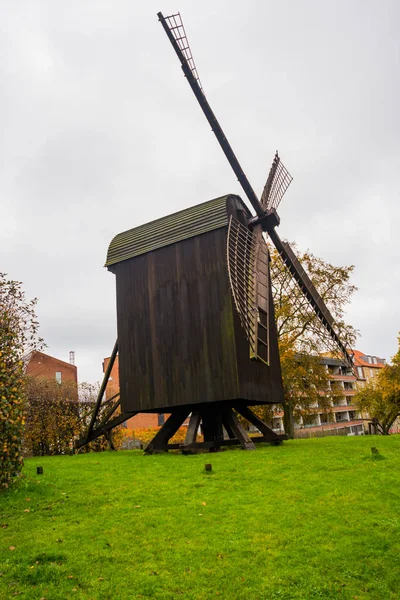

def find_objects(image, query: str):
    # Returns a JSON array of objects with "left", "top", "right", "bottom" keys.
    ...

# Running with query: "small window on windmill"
[{"left": 55, "top": 371, "right": 62, "bottom": 383}]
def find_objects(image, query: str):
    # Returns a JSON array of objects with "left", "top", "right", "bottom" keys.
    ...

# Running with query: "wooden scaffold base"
[{"left": 144, "top": 404, "right": 287, "bottom": 454}]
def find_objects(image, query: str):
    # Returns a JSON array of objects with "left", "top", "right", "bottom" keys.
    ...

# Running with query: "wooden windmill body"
[
  {"left": 77, "top": 11, "right": 352, "bottom": 453},
  {"left": 104, "top": 194, "right": 285, "bottom": 451}
]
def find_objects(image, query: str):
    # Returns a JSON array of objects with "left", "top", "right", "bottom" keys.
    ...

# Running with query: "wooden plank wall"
[{"left": 115, "top": 228, "right": 240, "bottom": 412}]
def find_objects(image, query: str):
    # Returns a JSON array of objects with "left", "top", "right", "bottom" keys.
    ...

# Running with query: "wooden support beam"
[
  {"left": 168, "top": 433, "right": 287, "bottom": 451},
  {"left": 75, "top": 411, "right": 136, "bottom": 449},
  {"left": 234, "top": 405, "right": 281, "bottom": 442},
  {"left": 183, "top": 412, "right": 201, "bottom": 451},
  {"left": 145, "top": 409, "right": 190, "bottom": 454},
  {"left": 201, "top": 409, "right": 216, "bottom": 445},
  {"left": 224, "top": 409, "right": 256, "bottom": 450},
  {"left": 214, "top": 411, "right": 224, "bottom": 450},
  {"left": 86, "top": 339, "right": 118, "bottom": 442},
  {"left": 221, "top": 409, "right": 236, "bottom": 440}
]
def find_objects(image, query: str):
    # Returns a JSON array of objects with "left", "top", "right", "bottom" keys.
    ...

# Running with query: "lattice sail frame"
[
  {"left": 162, "top": 13, "right": 204, "bottom": 92},
  {"left": 268, "top": 242, "right": 354, "bottom": 369},
  {"left": 227, "top": 217, "right": 270, "bottom": 364},
  {"left": 260, "top": 152, "right": 293, "bottom": 211}
]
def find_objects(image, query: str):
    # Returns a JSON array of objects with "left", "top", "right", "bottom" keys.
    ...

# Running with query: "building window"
[
  {"left": 55, "top": 371, "right": 62, "bottom": 383},
  {"left": 336, "top": 412, "right": 347, "bottom": 422},
  {"left": 372, "top": 357, "right": 377, "bottom": 364},
  {"left": 158, "top": 414, "right": 165, "bottom": 426},
  {"left": 356, "top": 366, "right": 364, "bottom": 379}
]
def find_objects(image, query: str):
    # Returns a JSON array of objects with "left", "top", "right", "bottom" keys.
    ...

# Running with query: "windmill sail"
[
  {"left": 260, "top": 152, "right": 293, "bottom": 212},
  {"left": 158, "top": 11, "right": 264, "bottom": 219},
  {"left": 227, "top": 217, "right": 269, "bottom": 364},
  {"left": 158, "top": 13, "right": 204, "bottom": 93},
  {"left": 268, "top": 229, "right": 353, "bottom": 366}
]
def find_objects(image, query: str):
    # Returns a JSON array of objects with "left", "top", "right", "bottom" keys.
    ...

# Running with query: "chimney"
[{"left": 69, "top": 351, "right": 75, "bottom": 366}]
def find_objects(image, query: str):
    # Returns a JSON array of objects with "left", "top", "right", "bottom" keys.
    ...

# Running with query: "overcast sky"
[{"left": 2, "top": 0, "right": 399, "bottom": 383}]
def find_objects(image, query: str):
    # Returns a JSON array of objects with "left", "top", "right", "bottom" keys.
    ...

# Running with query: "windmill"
[{"left": 76, "top": 12, "right": 352, "bottom": 453}]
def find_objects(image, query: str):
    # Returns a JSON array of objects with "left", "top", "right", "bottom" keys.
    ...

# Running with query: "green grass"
[{"left": 1, "top": 436, "right": 400, "bottom": 600}]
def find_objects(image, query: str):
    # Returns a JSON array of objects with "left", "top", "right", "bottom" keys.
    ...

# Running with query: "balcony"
[{"left": 329, "top": 374, "right": 357, "bottom": 382}]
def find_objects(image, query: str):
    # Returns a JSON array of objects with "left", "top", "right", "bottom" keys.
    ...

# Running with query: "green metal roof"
[{"left": 105, "top": 195, "right": 236, "bottom": 268}]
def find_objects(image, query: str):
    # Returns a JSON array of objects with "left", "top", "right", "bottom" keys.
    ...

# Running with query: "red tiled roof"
[{"left": 352, "top": 349, "right": 385, "bottom": 368}]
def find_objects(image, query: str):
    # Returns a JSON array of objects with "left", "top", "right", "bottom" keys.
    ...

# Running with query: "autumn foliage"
[
  {"left": 269, "top": 245, "right": 358, "bottom": 436},
  {"left": 0, "top": 274, "right": 44, "bottom": 489},
  {"left": 23, "top": 378, "right": 124, "bottom": 456}
]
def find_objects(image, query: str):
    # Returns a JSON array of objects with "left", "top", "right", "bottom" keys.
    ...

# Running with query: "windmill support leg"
[
  {"left": 221, "top": 410, "right": 237, "bottom": 440},
  {"left": 224, "top": 408, "right": 256, "bottom": 450},
  {"left": 145, "top": 409, "right": 190, "bottom": 454},
  {"left": 145, "top": 404, "right": 285, "bottom": 454},
  {"left": 234, "top": 405, "right": 283, "bottom": 444},
  {"left": 200, "top": 408, "right": 225, "bottom": 452},
  {"left": 213, "top": 411, "right": 225, "bottom": 451},
  {"left": 75, "top": 411, "right": 136, "bottom": 449},
  {"left": 182, "top": 411, "right": 201, "bottom": 453}
]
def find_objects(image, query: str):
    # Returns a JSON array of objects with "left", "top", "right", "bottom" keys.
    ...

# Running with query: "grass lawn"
[{"left": 1, "top": 436, "right": 399, "bottom": 600}]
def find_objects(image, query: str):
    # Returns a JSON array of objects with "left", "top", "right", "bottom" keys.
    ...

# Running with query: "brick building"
[{"left": 25, "top": 351, "right": 78, "bottom": 384}]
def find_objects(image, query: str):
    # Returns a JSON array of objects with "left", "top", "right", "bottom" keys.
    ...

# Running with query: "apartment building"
[{"left": 271, "top": 349, "right": 386, "bottom": 436}]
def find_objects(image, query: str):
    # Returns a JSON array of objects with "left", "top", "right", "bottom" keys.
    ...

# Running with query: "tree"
[
  {"left": 0, "top": 274, "right": 44, "bottom": 488},
  {"left": 269, "top": 244, "right": 358, "bottom": 438},
  {"left": 355, "top": 335, "right": 400, "bottom": 434}
]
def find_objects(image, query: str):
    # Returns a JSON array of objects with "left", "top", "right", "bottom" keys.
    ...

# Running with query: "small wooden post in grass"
[
  {"left": 205, "top": 464, "right": 212, "bottom": 472},
  {"left": 36, "top": 466, "right": 43, "bottom": 475}
]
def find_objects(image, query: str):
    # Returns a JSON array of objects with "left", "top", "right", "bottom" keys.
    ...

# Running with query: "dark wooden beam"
[
  {"left": 183, "top": 412, "right": 201, "bottom": 449},
  {"left": 234, "top": 405, "right": 281, "bottom": 441},
  {"left": 145, "top": 409, "right": 190, "bottom": 454},
  {"left": 224, "top": 409, "right": 256, "bottom": 450},
  {"left": 75, "top": 410, "right": 136, "bottom": 449},
  {"left": 85, "top": 339, "right": 118, "bottom": 442},
  {"left": 221, "top": 409, "right": 236, "bottom": 440},
  {"left": 168, "top": 433, "right": 287, "bottom": 451}
]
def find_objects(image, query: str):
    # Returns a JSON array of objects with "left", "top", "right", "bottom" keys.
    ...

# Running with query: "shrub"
[
  {"left": 0, "top": 274, "right": 43, "bottom": 488},
  {"left": 23, "top": 378, "right": 124, "bottom": 456}
]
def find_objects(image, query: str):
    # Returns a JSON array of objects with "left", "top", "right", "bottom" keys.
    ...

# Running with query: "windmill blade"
[
  {"left": 157, "top": 13, "right": 204, "bottom": 92},
  {"left": 226, "top": 216, "right": 269, "bottom": 364},
  {"left": 158, "top": 12, "right": 264, "bottom": 219},
  {"left": 260, "top": 152, "right": 293, "bottom": 211},
  {"left": 268, "top": 229, "right": 353, "bottom": 366}
]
